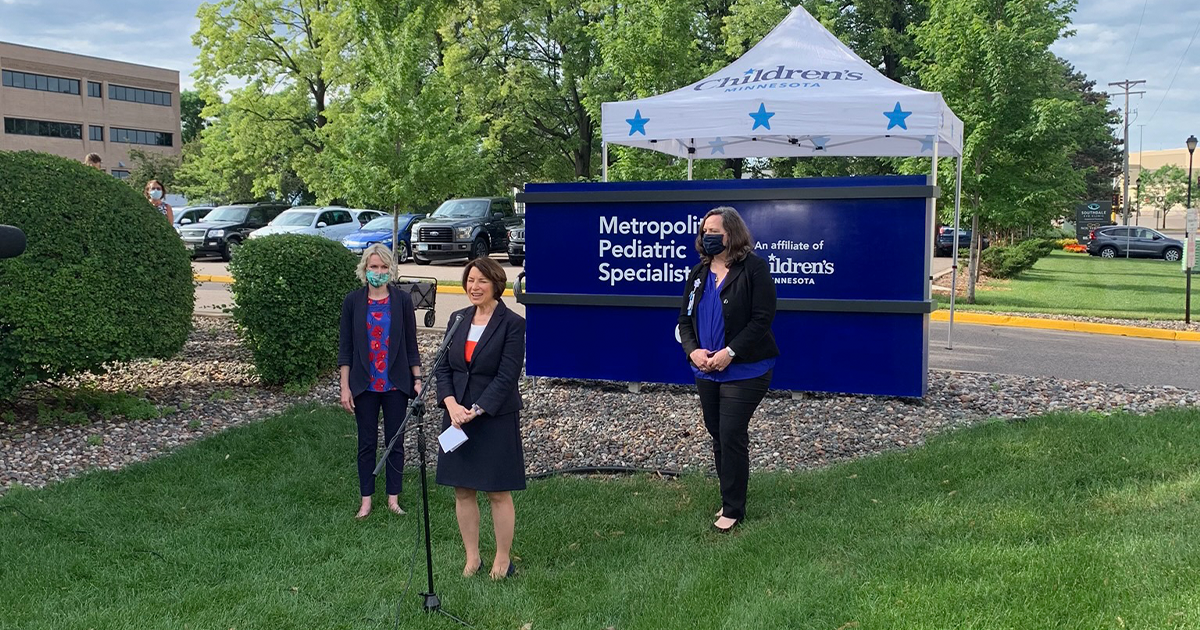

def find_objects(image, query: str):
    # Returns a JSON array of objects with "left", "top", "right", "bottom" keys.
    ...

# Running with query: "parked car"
[
  {"left": 178, "top": 201, "right": 291, "bottom": 261},
  {"left": 409, "top": 197, "right": 521, "bottom": 265},
  {"left": 507, "top": 220, "right": 524, "bottom": 267},
  {"left": 936, "top": 227, "right": 989, "bottom": 257},
  {"left": 173, "top": 206, "right": 213, "bottom": 230},
  {"left": 342, "top": 213, "right": 425, "bottom": 263},
  {"left": 248, "top": 207, "right": 383, "bottom": 242},
  {"left": 1086, "top": 226, "right": 1183, "bottom": 261}
]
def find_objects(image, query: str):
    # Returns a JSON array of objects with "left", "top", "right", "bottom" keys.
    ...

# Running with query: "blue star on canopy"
[
  {"left": 919, "top": 135, "right": 935, "bottom": 153},
  {"left": 626, "top": 109, "right": 649, "bottom": 136},
  {"left": 708, "top": 137, "right": 729, "bottom": 155},
  {"left": 883, "top": 102, "right": 911, "bottom": 130},
  {"left": 749, "top": 103, "right": 775, "bottom": 131}
]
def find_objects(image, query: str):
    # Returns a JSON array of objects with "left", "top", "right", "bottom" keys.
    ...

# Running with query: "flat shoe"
[
  {"left": 388, "top": 504, "right": 406, "bottom": 515},
  {"left": 713, "top": 519, "right": 739, "bottom": 533},
  {"left": 491, "top": 561, "right": 516, "bottom": 580}
]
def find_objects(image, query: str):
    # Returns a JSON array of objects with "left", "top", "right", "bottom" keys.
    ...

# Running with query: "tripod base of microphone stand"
[{"left": 421, "top": 592, "right": 441, "bottom": 612}]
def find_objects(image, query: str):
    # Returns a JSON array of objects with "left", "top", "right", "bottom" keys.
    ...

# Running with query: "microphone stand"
[{"left": 374, "top": 313, "right": 469, "bottom": 625}]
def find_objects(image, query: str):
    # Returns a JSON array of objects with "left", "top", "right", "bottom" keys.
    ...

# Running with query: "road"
[{"left": 929, "top": 321, "right": 1200, "bottom": 390}]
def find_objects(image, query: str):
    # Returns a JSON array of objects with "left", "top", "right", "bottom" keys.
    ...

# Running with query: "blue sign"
[{"left": 516, "top": 176, "right": 935, "bottom": 397}]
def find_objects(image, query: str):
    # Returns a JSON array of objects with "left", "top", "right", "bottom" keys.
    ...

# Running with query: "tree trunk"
[{"left": 966, "top": 212, "right": 980, "bottom": 304}]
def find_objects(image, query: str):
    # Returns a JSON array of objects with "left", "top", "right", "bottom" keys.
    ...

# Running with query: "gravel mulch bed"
[{"left": 2, "top": 317, "right": 1198, "bottom": 494}]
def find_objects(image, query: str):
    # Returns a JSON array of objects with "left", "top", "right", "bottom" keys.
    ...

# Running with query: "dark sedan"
[{"left": 1086, "top": 226, "right": 1183, "bottom": 261}]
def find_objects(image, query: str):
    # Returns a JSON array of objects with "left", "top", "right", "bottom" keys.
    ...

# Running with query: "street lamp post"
[{"left": 1186, "top": 134, "right": 1196, "bottom": 324}]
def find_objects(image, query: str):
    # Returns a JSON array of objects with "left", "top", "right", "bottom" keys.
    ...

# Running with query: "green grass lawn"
[
  {"left": 4, "top": 405, "right": 1200, "bottom": 629},
  {"left": 949, "top": 250, "right": 1194, "bottom": 321}
]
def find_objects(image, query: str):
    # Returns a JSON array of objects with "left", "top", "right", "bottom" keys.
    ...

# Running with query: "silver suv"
[{"left": 1086, "top": 226, "right": 1183, "bottom": 261}]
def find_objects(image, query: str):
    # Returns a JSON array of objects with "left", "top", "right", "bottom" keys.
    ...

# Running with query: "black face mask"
[{"left": 702, "top": 234, "right": 727, "bottom": 256}]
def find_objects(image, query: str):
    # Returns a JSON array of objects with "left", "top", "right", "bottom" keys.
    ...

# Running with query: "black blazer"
[
  {"left": 338, "top": 285, "right": 421, "bottom": 398},
  {"left": 678, "top": 252, "right": 779, "bottom": 365},
  {"left": 435, "top": 300, "right": 525, "bottom": 417}
]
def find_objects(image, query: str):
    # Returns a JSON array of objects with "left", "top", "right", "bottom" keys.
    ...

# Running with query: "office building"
[{"left": 0, "top": 41, "right": 180, "bottom": 178}]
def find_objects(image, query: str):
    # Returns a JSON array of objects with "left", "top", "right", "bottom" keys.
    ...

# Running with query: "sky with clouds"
[{"left": 0, "top": 0, "right": 1198, "bottom": 153}]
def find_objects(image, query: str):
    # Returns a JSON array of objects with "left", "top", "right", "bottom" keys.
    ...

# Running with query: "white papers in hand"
[{"left": 438, "top": 425, "right": 469, "bottom": 453}]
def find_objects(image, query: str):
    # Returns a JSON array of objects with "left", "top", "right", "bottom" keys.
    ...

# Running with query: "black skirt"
[{"left": 435, "top": 409, "right": 527, "bottom": 492}]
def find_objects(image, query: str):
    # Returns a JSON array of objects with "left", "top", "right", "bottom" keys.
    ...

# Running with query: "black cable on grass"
[{"left": 527, "top": 466, "right": 682, "bottom": 480}]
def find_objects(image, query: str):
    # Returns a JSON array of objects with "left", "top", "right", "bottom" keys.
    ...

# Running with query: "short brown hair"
[
  {"left": 695, "top": 206, "right": 753, "bottom": 263},
  {"left": 462, "top": 257, "right": 507, "bottom": 300},
  {"left": 84, "top": 153, "right": 102, "bottom": 166}
]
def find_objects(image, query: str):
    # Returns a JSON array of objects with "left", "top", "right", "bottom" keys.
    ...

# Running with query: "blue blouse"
[
  {"left": 366, "top": 296, "right": 395, "bottom": 392},
  {"left": 691, "top": 271, "right": 775, "bottom": 382}
]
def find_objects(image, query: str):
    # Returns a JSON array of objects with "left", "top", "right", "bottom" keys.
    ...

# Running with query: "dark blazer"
[
  {"left": 678, "top": 252, "right": 779, "bottom": 365},
  {"left": 435, "top": 300, "right": 525, "bottom": 417},
  {"left": 338, "top": 285, "right": 421, "bottom": 398}
]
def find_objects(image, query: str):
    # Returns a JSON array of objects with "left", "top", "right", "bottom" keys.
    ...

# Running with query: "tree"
[
  {"left": 1056, "top": 58, "right": 1121, "bottom": 203},
  {"left": 180, "top": 90, "right": 209, "bottom": 144},
  {"left": 191, "top": 0, "right": 357, "bottom": 200},
  {"left": 127, "top": 149, "right": 181, "bottom": 194},
  {"left": 913, "top": 0, "right": 1085, "bottom": 302},
  {"left": 1138, "top": 164, "right": 1196, "bottom": 229},
  {"left": 309, "top": 0, "right": 495, "bottom": 209}
]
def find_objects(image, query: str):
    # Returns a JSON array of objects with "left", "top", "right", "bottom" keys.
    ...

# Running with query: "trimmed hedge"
[
  {"left": 979, "top": 238, "right": 1056, "bottom": 279},
  {"left": 0, "top": 151, "right": 194, "bottom": 400},
  {"left": 229, "top": 234, "right": 360, "bottom": 387}
]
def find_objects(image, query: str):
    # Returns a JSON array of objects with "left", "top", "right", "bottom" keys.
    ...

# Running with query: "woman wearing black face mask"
[{"left": 678, "top": 206, "right": 779, "bottom": 533}]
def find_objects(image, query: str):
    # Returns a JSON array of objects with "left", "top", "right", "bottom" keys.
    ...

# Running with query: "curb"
[
  {"left": 930, "top": 310, "right": 1200, "bottom": 343},
  {"left": 194, "top": 274, "right": 515, "bottom": 297}
]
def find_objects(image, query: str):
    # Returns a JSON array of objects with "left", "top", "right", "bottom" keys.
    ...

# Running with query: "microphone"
[{"left": 0, "top": 225, "right": 26, "bottom": 259}]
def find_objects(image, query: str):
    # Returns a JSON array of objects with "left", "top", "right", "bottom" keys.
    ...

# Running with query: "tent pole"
[
  {"left": 929, "top": 142, "right": 939, "bottom": 310},
  {"left": 948, "top": 155, "right": 963, "bottom": 350},
  {"left": 687, "top": 157, "right": 693, "bottom": 181},
  {"left": 602, "top": 142, "right": 608, "bottom": 182}
]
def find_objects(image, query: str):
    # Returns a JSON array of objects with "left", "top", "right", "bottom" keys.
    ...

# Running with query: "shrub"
[
  {"left": 229, "top": 234, "right": 360, "bottom": 387},
  {"left": 0, "top": 151, "right": 194, "bottom": 400},
  {"left": 980, "top": 238, "right": 1055, "bottom": 278},
  {"left": 1055, "top": 238, "right": 1079, "bottom": 248}
]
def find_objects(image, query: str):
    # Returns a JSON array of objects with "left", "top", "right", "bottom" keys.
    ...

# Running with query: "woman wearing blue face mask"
[
  {"left": 144, "top": 179, "right": 173, "bottom": 224},
  {"left": 678, "top": 206, "right": 779, "bottom": 533},
  {"left": 338, "top": 244, "right": 423, "bottom": 519}
]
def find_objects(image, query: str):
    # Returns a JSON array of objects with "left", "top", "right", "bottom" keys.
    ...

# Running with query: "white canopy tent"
[{"left": 599, "top": 5, "right": 968, "bottom": 348}]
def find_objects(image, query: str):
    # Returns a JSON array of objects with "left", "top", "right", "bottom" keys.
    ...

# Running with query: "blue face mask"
[
  {"left": 365, "top": 270, "right": 390, "bottom": 287},
  {"left": 702, "top": 234, "right": 726, "bottom": 256}
]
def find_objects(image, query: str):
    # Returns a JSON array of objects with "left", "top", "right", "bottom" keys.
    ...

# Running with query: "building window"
[
  {"left": 89, "top": 125, "right": 104, "bottom": 141},
  {"left": 111, "top": 170, "right": 130, "bottom": 180},
  {"left": 3, "top": 117, "right": 83, "bottom": 140},
  {"left": 107, "top": 83, "right": 171, "bottom": 107},
  {"left": 2, "top": 70, "right": 80, "bottom": 95},
  {"left": 88, "top": 81, "right": 102, "bottom": 98},
  {"left": 110, "top": 127, "right": 173, "bottom": 147}
]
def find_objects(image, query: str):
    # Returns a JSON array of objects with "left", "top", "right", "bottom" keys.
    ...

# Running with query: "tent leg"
[
  {"left": 928, "top": 143, "right": 939, "bottom": 303},
  {"left": 687, "top": 156, "right": 693, "bottom": 181},
  {"left": 602, "top": 142, "right": 608, "bottom": 182},
  {"left": 947, "top": 156, "right": 963, "bottom": 350}
]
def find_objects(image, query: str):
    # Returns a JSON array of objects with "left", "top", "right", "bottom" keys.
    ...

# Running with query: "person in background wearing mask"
[
  {"left": 84, "top": 153, "right": 103, "bottom": 170},
  {"left": 338, "top": 244, "right": 423, "bottom": 519},
  {"left": 144, "top": 179, "right": 173, "bottom": 224},
  {"left": 677, "top": 206, "right": 779, "bottom": 533}
]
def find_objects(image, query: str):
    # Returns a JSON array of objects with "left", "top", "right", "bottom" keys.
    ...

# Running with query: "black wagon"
[{"left": 392, "top": 275, "right": 438, "bottom": 327}]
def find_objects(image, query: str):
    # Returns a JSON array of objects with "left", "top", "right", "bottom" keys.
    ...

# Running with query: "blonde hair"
[{"left": 355, "top": 243, "right": 395, "bottom": 284}]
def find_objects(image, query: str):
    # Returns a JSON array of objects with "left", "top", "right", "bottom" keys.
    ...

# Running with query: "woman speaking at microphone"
[
  {"left": 338, "top": 244, "right": 423, "bottom": 520},
  {"left": 678, "top": 206, "right": 778, "bottom": 533},
  {"left": 436, "top": 257, "right": 527, "bottom": 579}
]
